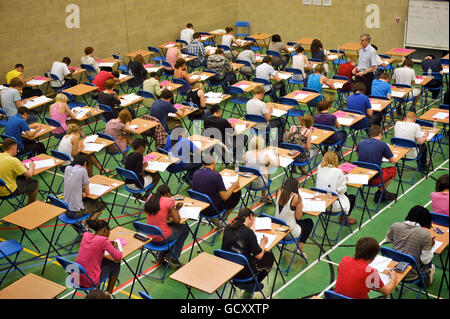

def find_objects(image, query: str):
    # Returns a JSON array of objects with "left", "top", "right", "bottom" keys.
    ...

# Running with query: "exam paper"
[
  {"left": 391, "top": 91, "right": 405, "bottom": 98},
  {"left": 104, "top": 239, "right": 123, "bottom": 256},
  {"left": 369, "top": 255, "right": 392, "bottom": 273},
  {"left": 89, "top": 183, "right": 112, "bottom": 196},
  {"left": 179, "top": 206, "right": 202, "bottom": 220},
  {"left": 26, "top": 79, "right": 47, "bottom": 86},
  {"left": 346, "top": 174, "right": 369, "bottom": 185},
  {"left": 279, "top": 156, "right": 294, "bottom": 168},
  {"left": 337, "top": 118, "right": 353, "bottom": 126},
  {"left": 146, "top": 161, "right": 172, "bottom": 172},
  {"left": 371, "top": 103, "right": 382, "bottom": 111},
  {"left": 302, "top": 199, "right": 327, "bottom": 212},
  {"left": 33, "top": 159, "right": 55, "bottom": 169},
  {"left": 235, "top": 124, "right": 246, "bottom": 133},
  {"left": 293, "top": 93, "right": 309, "bottom": 101},
  {"left": 254, "top": 232, "right": 276, "bottom": 249},
  {"left": 83, "top": 143, "right": 105, "bottom": 152},
  {"left": 271, "top": 108, "right": 287, "bottom": 117},
  {"left": 433, "top": 112, "right": 449, "bottom": 120},
  {"left": 84, "top": 135, "right": 98, "bottom": 144},
  {"left": 254, "top": 217, "right": 272, "bottom": 231},
  {"left": 99, "top": 62, "right": 115, "bottom": 68},
  {"left": 432, "top": 241, "right": 443, "bottom": 253},
  {"left": 298, "top": 191, "right": 315, "bottom": 200},
  {"left": 222, "top": 174, "right": 238, "bottom": 189}
]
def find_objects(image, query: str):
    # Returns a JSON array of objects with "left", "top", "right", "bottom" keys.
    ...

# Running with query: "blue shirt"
[
  {"left": 356, "top": 138, "right": 394, "bottom": 167},
  {"left": 346, "top": 93, "right": 371, "bottom": 129},
  {"left": 357, "top": 44, "right": 377, "bottom": 72},
  {"left": 5, "top": 114, "right": 29, "bottom": 150},
  {"left": 149, "top": 99, "right": 177, "bottom": 132},
  {"left": 307, "top": 73, "right": 323, "bottom": 103},
  {"left": 371, "top": 79, "right": 392, "bottom": 98}
]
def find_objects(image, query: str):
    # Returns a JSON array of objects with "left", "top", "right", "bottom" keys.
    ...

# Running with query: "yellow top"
[
  {"left": 5, "top": 69, "right": 23, "bottom": 85},
  {"left": 0, "top": 152, "right": 27, "bottom": 196}
]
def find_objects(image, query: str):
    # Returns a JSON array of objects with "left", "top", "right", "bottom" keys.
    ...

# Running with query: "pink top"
[
  {"left": 50, "top": 103, "right": 68, "bottom": 134},
  {"left": 75, "top": 232, "right": 122, "bottom": 287},
  {"left": 105, "top": 119, "right": 127, "bottom": 152},
  {"left": 165, "top": 47, "right": 179, "bottom": 70},
  {"left": 146, "top": 196, "right": 175, "bottom": 241},
  {"left": 431, "top": 192, "right": 449, "bottom": 215}
]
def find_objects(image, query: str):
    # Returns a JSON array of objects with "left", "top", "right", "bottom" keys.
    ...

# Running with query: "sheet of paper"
[
  {"left": 99, "top": 62, "right": 115, "bottom": 68},
  {"left": 222, "top": 174, "right": 238, "bottom": 189},
  {"left": 178, "top": 206, "right": 202, "bottom": 220},
  {"left": 293, "top": 93, "right": 309, "bottom": 100},
  {"left": 415, "top": 78, "right": 423, "bottom": 84},
  {"left": 254, "top": 232, "right": 277, "bottom": 249},
  {"left": 83, "top": 143, "right": 105, "bottom": 152},
  {"left": 89, "top": 183, "right": 112, "bottom": 196},
  {"left": 369, "top": 255, "right": 392, "bottom": 273},
  {"left": 302, "top": 199, "right": 327, "bottom": 212},
  {"left": 426, "top": 132, "right": 436, "bottom": 140},
  {"left": 311, "top": 135, "right": 318, "bottom": 142},
  {"left": 346, "top": 174, "right": 369, "bottom": 185},
  {"left": 84, "top": 135, "right": 98, "bottom": 144},
  {"left": 146, "top": 161, "right": 172, "bottom": 172},
  {"left": 235, "top": 124, "right": 246, "bottom": 133},
  {"left": 254, "top": 217, "right": 272, "bottom": 231},
  {"left": 432, "top": 241, "right": 443, "bottom": 253},
  {"left": 371, "top": 103, "right": 382, "bottom": 111},
  {"left": 391, "top": 91, "right": 405, "bottom": 98},
  {"left": 33, "top": 159, "right": 55, "bottom": 169},
  {"left": 299, "top": 191, "right": 315, "bottom": 200},
  {"left": 279, "top": 156, "right": 294, "bottom": 168},
  {"left": 192, "top": 141, "right": 203, "bottom": 149},
  {"left": 145, "top": 67, "right": 161, "bottom": 73},
  {"left": 119, "top": 74, "right": 128, "bottom": 80},
  {"left": 205, "top": 92, "right": 223, "bottom": 98},
  {"left": 432, "top": 112, "right": 449, "bottom": 120},
  {"left": 24, "top": 96, "right": 52, "bottom": 108},
  {"left": 277, "top": 72, "right": 291, "bottom": 80},
  {"left": 75, "top": 109, "right": 90, "bottom": 119},
  {"left": 337, "top": 118, "right": 353, "bottom": 126},
  {"left": 327, "top": 54, "right": 338, "bottom": 60},
  {"left": 26, "top": 79, "right": 46, "bottom": 86},
  {"left": 104, "top": 239, "right": 123, "bottom": 256},
  {"left": 234, "top": 83, "right": 250, "bottom": 90},
  {"left": 206, "top": 97, "right": 223, "bottom": 104},
  {"left": 379, "top": 273, "right": 392, "bottom": 285},
  {"left": 271, "top": 108, "right": 287, "bottom": 117}
]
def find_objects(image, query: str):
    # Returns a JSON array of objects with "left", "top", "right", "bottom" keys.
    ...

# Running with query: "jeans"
[
  {"left": 154, "top": 223, "right": 190, "bottom": 260},
  {"left": 269, "top": 117, "right": 286, "bottom": 145}
]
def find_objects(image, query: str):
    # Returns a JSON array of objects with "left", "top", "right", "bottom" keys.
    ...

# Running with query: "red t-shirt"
[
  {"left": 146, "top": 196, "right": 175, "bottom": 241},
  {"left": 337, "top": 62, "right": 355, "bottom": 92},
  {"left": 334, "top": 256, "right": 384, "bottom": 299},
  {"left": 92, "top": 71, "right": 114, "bottom": 92}
]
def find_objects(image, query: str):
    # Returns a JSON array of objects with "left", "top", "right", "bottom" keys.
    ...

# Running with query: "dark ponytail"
[
  {"left": 230, "top": 207, "right": 254, "bottom": 230},
  {"left": 144, "top": 185, "right": 171, "bottom": 216},
  {"left": 86, "top": 219, "right": 109, "bottom": 232}
]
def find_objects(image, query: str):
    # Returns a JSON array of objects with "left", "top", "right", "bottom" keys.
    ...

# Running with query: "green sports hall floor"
[{"left": 0, "top": 61, "right": 448, "bottom": 300}]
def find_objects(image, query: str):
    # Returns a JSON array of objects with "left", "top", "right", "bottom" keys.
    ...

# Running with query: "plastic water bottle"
[
  {"left": 189, "top": 100, "right": 194, "bottom": 110},
  {"left": 428, "top": 67, "right": 432, "bottom": 77},
  {"left": 433, "top": 120, "right": 438, "bottom": 129}
]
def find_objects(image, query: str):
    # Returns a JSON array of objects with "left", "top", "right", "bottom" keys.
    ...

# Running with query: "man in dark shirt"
[
  {"left": 421, "top": 55, "right": 443, "bottom": 99},
  {"left": 124, "top": 138, "right": 159, "bottom": 199},
  {"left": 356, "top": 125, "right": 397, "bottom": 202},
  {"left": 149, "top": 89, "right": 185, "bottom": 132}
]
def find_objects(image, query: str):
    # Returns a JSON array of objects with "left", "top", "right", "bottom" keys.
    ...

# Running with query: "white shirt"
[
  {"left": 316, "top": 165, "right": 351, "bottom": 214},
  {"left": 357, "top": 44, "right": 377, "bottom": 72},
  {"left": 180, "top": 28, "right": 195, "bottom": 44},
  {"left": 221, "top": 34, "right": 234, "bottom": 51},
  {"left": 50, "top": 61, "right": 71, "bottom": 87},
  {"left": 292, "top": 54, "right": 307, "bottom": 80},
  {"left": 275, "top": 194, "right": 302, "bottom": 238},
  {"left": 58, "top": 135, "right": 74, "bottom": 162},
  {"left": 81, "top": 56, "right": 100, "bottom": 73},
  {"left": 255, "top": 63, "right": 276, "bottom": 92},
  {"left": 393, "top": 67, "right": 416, "bottom": 86},
  {"left": 246, "top": 98, "right": 267, "bottom": 129},
  {"left": 394, "top": 121, "right": 423, "bottom": 158}
]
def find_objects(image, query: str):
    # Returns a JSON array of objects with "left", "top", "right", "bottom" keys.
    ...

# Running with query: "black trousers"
[
  {"left": 355, "top": 72, "right": 374, "bottom": 96},
  {"left": 22, "top": 139, "right": 46, "bottom": 157}
]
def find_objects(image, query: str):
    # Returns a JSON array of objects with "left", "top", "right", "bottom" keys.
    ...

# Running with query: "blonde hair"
[
  {"left": 320, "top": 151, "right": 339, "bottom": 168},
  {"left": 406, "top": 111, "right": 417, "bottom": 120},
  {"left": 66, "top": 123, "right": 81, "bottom": 135},
  {"left": 314, "top": 64, "right": 325, "bottom": 74},
  {"left": 55, "top": 93, "right": 68, "bottom": 104},
  {"left": 249, "top": 135, "right": 265, "bottom": 151},
  {"left": 301, "top": 114, "right": 314, "bottom": 128}
]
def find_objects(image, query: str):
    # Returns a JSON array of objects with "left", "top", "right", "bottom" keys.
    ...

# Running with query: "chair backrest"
[
  {"left": 391, "top": 137, "right": 419, "bottom": 153},
  {"left": 309, "top": 57, "right": 323, "bottom": 62},
  {"left": 213, "top": 249, "right": 255, "bottom": 280},
  {"left": 333, "top": 75, "right": 350, "bottom": 82},
  {"left": 312, "top": 123, "right": 336, "bottom": 132},
  {"left": 422, "top": 72, "right": 443, "bottom": 81},
  {"left": 238, "top": 165, "right": 263, "bottom": 178},
  {"left": 172, "top": 78, "right": 190, "bottom": 87},
  {"left": 227, "top": 85, "right": 245, "bottom": 95},
  {"left": 352, "top": 161, "right": 383, "bottom": 186},
  {"left": 244, "top": 36, "right": 257, "bottom": 43},
  {"left": 302, "top": 87, "right": 319, "bottom": 94},
  {"left": 430, "top": 212, "right": 449, "bottom": 227},
  {"left": 379, "top": 247, "right": 420, "bottom": 276},
  {"left": 369, "top": 95, "right": 389, "bottom": 101},
  {"left": 392, "top": 83, "right": 411, "bottom": 89},
  {"left": 133, "top": 221, "right": 166, "bottom": 239},
  {"left": 235, "top": 21, "right": 250, "bottom": 28},
  {"left": 47, "top": 195, "right": 70, "bottom": 211},
  {"left": 266, "top": 50, "right": 281, "bottom": 58},
  {"left": 80, "top": 64, "right": 97, "bottom": 74},
  {"left": 116, "top": 167, "right": 144, "bottom": 189},
  {"left": 98, "top": 103, "right": 113, "bottom": 114},
  {"left": 441, "top": 58, "right": 449, "bottom": 65},
  {"left": 56, "top": 256, "right": 98, "bottom": 288},
  {"left": 47, "top": 72, "right": 63, "bottom": 84},
  {"left": 97, "top": 132, "right": 114, "bottom": 142},
  {"left": 61, "top": 91, "right": 76, "bottom": 101},
  {"left": 259, "top": 212, "right": 287, "bottom": 226},
  {"left": 50, "top": 150, "right": 72, "bottom": 162},
  {"left": 217, "top": 44, "right": 232, "bottom": 52},
  {"left": 439, "top": 104, "right": 449, "bottom": 110},
  {"left": 45, "top": 117, "right": 63, "bottom": 129},
  {"left": 112, "top": 54, "right": 122, "bottom": 60},
  {"left": 245, "top": 113, "right": 267, "bottom": 124},
  {"left": 285, "top": 67, "right": 303, "bottom": 76},
  {"left": 147, "top": 46, "right": 161, "bottom": 55},
  {"left": 176, "top": 39, "right": 188, "bottom": 46},
  {"left": 235, "top": 59, "right": 252, "bottom": 68},
  {"left": 235, "top": 21, "right": 250, "bottom": 37},
  {"left": 378, "top": 54, "right": 391, "bottom": 59},
  {"left": 137, "top": 90, "right": 155, "bottom": 99},
  {"left": 415, "top": 119, "right": 433, "bottom": 128},
  {"left": 279, "top": 97, "right": 299, "bottom": 107},
  {"left": 161, "top": 61, "right": 172, "bottom": 69},
  {"left": 84, "top": 82, "right": 96, "bottom": 87},
  {"left": 311, "top": 186, "right": 339, "bottom": 198},
  {"left": 252, "top": 77, "right": 271, "bottom": 88},
  {"left": 187, "top": 189, "right": 221, "bottom": 215},
  {"left": 324, "top": 290, "right": 352, "bottom": 299}
]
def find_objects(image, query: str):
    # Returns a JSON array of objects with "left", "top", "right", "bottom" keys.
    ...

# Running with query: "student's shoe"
[
  {"left": 155, "top": 251, "right": 168, "bottom": 265},
  {"left": 209, "top": 218, "right": 222, "bottom": 228},
  {"left": 381, "top": 191, "right": 397, "bottom": 202},
  {"left": 339, "top": 215, "right": 357, "bottom": 225},
  {"left": 373, "top": 191, "right": 382, "bottom": 203},
  {"left": 104, "top": 291, "right": 115, "bottom": 299}
]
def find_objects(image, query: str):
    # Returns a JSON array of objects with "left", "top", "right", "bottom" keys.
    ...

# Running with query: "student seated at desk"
[
  {"left": 180, "top": 23, "right": 195, "bottom": 45},
  {"left": 5, "top": 63, "right": 42, "bottom": 98},
  {"left": 125, "top": 138, "right": 159, "bottom": 198},
  {"left": 310, "top": 39, "right": 328, "bottom": 74},
  {"left": 221, "top": 26, "right": 240, "bottom": 60},
  {"left": 268, "top": 34, "right": 290, "bottom": 70},
  {"left": 316, "top": 151, "right": 356, "bottom": 224},
  {"left": 105, "top": 109, "right": 133, "bottom": 157},
  {"left": 246, "top": 85, "right": 286, "bottom": 145},
  {"left": 81, "top": 46, "right": 100, "bottom": 74},
  {"left": 314, "top": 100, "right": 346, "bottom": 155},
  {"left": 187, "top": 32, "right": 209, "bottom": 68},
  {"left": 307, "top": 64, "right": 335, "bottom": 104},
  {"left": 92, "top": 70, "right": 120, "bottom": 92},
  {"left": 0, "top": 138, "right": 39, "bottom": 205},
  {"left": 237, "top": 49, "right": 256, "bottom": 80},
  {"left": 356, "top": 125, "right": 397, "bottom": 202},
  {"left": 221, "top": 207, "right": 275, "bottom": 292},
  {"left": 5, "top": 107, "right": 46, "bottom": 157},
  {"left": 149, "top": 89, "right": 185, "bottom": 132},
  {"left": 143, "top": 71, "right": 163, "bottom": 108},
  {"left": 392, "top": 58, "right": 421, "bottom": 111},
  {"left": 164, "top": 129, "right": 202, "bottom": 184},
  {"left": 275, "top": 178, "right": 313, "bottom": 255},
  {"left": 75, "top": 219, "right": 122, "bottom": 298},
  {"left": 337, "top": 56, "right": 356, "bottom": 92},
  {"left": 144, "top": 184, "right": 189, "bottom": 266},
  {"left": 347, "top": 82, "right": 382, "bottom": 128},
  {"left": 334, "top": 237, "right": 397, "bottom": 299},
  {"left": 255, "top": 55, "right": 286, "bottom": 102},
  {"left": 244, "top": 135, "right": 279, "bottom": 204},
  {"left": 186, "top": 82, "right": 207, "bottom": 120},
  {"left": 394, "top": 111, "right": 429, "bottom": 172},
  {"left": 173, "top": 58, "right": 196, "bottom": 95},
  {"left": 128, "top": 54, "right": 148, "bottom": 87},
  {"left": 386, "top": 205, "right": 435, "bottom": 285},
  {"left": 64, "top": 155, "right": 106, "bottom": 222},
  {"left": 421, "top": 54, "right": 443, "bottom": 99},
  {"left": 50, "top": 93, "right": 77, "bottom": 137},
  {"left": 284, "top": 114, "right": 316, "bottom": 164},
  {"left": 58, "top": 124, "right": 104, "bottom": 177},
  {"left": 50, "top": 57, "right": 77, "bottom": 88},
  {"left": 1, "top": 77, "right": 38, "bottom": 124},
  {"left": 165, "top": 43, "right": 183, "bottom": 75},
  {"left": 192, "top": 155, "right": 241, "bottom": 221},
  {"left": 371, "top": 72, "right": 392, "bottom": 99},
  {"left": 431, "top": 174, "right": 449, "bottom": 216},
  {"left": 206, "top": 48, "right": 237, "bottom": 94},
  {"left": 98, "top": 79, "right": 135, "bottom": 120},
  {"left": 292, "top": 45, "right": 312, "bottom": 81}
]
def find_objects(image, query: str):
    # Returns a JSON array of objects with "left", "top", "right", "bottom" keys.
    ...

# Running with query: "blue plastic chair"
[
  {"left": 324, "top": 290, "right": 352, "bottom": 299},
  {"left": 45, "top": 72, "right": 70, "bottom": 91},
  {"left": 421, "top": 72, "right": 444, "bottom": 104},
  {"left": 235, "top": 59, "right": 255, "bottom": 79},
  {"left": 139, "top": 291, "right": 153, "bottom": 299},
  {"left": 160, "top": 61, "right": 174, "bottom": 80},
  {"left": 391, "top": 137, "right": 424, "bottom": 185},
  {"left": 0, "top": 240, "right": 25, "bottom": 286},
  {"left": 301, "top": 87, "right": 321, "bottom": 114},
  {"left": 266, "top": 50, "right": 286, "bottom": 70},
  {"left": 56, "top": 256, "right": 107, "bottom": 298},
  {"left": 203, "top": 69, "right": 225, "bottom": 92},
  {"left": 431, "top": 212, "right": 449, "bottom": 227},
  {"left": 416, "top": 119, "right": 446, "bottom": 162},
  {"left": 156, "top": 147, "right": 188, "bottom": 195},
  {"left": 48, "top": 195, "right": 90, "bottom": 254},
  {"left": 60, "top": 91, "right": 87, "bottom": 109},
  {"left": 137, "top": 90, "right": 156, "bottom": 115},
  {"left": 239, "top": 165, "right": 274, "bottom": 210},
  {"left": 217, "top": 45, "right": 236, "bottom": 60},
  {"left": 235, "top": 21, "right": 250, "bottom": 38},
  {"left": 380, "top": 247, "right": 430, "bottom": 299},
  {"left": 0, "top": 134, "right": 33, "bottom": 160},
  {"left": 259, "top": 213, "right": 308, "bottom": 275},
  {"left": 228, "top": 85, "right": 250, "bottom": 117},
  {"left": 344, "top": 108, "right": 369, "bottom": 162},
  {"left": 369, "top": 95, "right": 394, "bottom": 136},
  {"left": 279, "top": 97, "right": 306, "bottom": 126},
  {"left": 312, "top": 123, "right": 347, "bottom": 160},
  {"left": 279, "top": 142, "right": 316, "bottom": 187},
  {"left": 214, "top": 249, "right": 266, "bottom": 299},
  {"left": 245, "top": 113, "right": 271, "bottom": 145},
  {"left": 377, "top": 54, "right": 396, "bottom": 75},
  {"left": 133, "top": 222, "right": 179, "bottom": 283},
  {"left": 0, "top": 177, "right": 26, "bottom": 211},
  {"left": 97, "top": 132, "right": 130, "bottom": 169},
  {"left": 45, "top": 117, "right": 65, "bottom": 141},
  {"left": 98, "top": 103, "right": 114, "bottom": 122},
  {"left": 172, "top": 78, "right": 190, "bottom": 102},
  {"left": 50, "top": 150, "right": 71, "bottom": 195},
  {"left": 285, "top": 67, "right": 307, "bottom": 91},
  {"left": 244, "top": 36, "right": 264, "bottom": 53},
  {"left": 392, "top": 83, "right": 415, "bottom": 116},
  {"left": 148, "top": 46, "right": 165, "bottom": 64},
  {"left": 252, "top": 77, "right": 277, "bottom": 102},
  {"left": 199, "top": 32, "right": 215, "bottom": 46},
  {"left": 115, "top": 167, "right": 154, "bottom": 219}
]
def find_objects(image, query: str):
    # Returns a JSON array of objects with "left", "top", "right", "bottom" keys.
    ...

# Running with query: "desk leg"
[
  {"left": 437, "top": 252, "right": 449, "bottom": 299},
  {"left": 187, "top": 220, "right": 204, "bottom": 262},
  {"left": 126, "top": 246, "right": 149, "bottom": 299},
  {"left": 18, "top": 228, "right": 41, "bottom": 254},
  {"left": 426, "top": 139, "right": 437, "bottom": 177},
  {"left": 185, "top": 284, "right": 196, "bottom": 299},
  {"left": 269, "top": 242, "right": 286, "bottom": 299},
  {"left": 358, "top": 186, "right": 371, "bottom": 230},
  {"left": 40, "top": 219, "right": 61, "bottom": 275},
  {"left": 394, "top": 162, "right": 405, "bottom": 202},
  {"left": 101, "top": 195, "right": 120, "bottom": 227}
]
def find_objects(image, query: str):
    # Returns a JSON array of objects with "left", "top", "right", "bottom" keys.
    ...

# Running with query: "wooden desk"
[
  {"left": 117, "top": 74, "right": 134, "bottom": 85},
  {"left": 391, "top": 86, "right": 413, "bottom": 99},
  {"left": 72, "top": 106, "right": 104, "bottom": 122},
  {"left": 415, "top": 75, "right": 434, "bottom": 86},
  {"left": 248, "top": 33, "right": 274, "bottom": 49},
  {"left": 118, "top": 93, "right": 144, "bottom": 108},
  {"left": 80, "top": 136, "right": 114, "bottom": 155},
  {"left": 265, "top": 145, "right": 301, "bottom": 161},
  {"left": 332, "top": 110, "right": 365, "bottom": 127},
  {"left": 22, "top": 124, "right": 55, "bottom": 141},
  {"left": 384, "top": 48, "right": 416, "bottom": 58},
  {"left": 345, "top": 166, "right": 378, "bottom": 189},
  {"left": 98, "top": 57, "right": 121, "bottom": 68},
  {"left": 22, "top": 96, "right": 53, "bottom": 120},
  {"left": 227, "top": 118, "right": 256, "bottom": 134},
  {"left": 127, "top": 117, "right": 159, "bottom": 135},
  {"left": 23, "top": 153, "right": 64, "bottom": 177},
  {"left": 188, "top": 71, "right": 216, "bottom": 82},
  {"left": 160, "top": 81, "right": 183, "bottom": 92},
  {"left": 62, "top": 84, "right": 98, "bottom": 106},
  {"left": 0, "top": 274, "right": 66, "bottom": 299},
  {"left": 157, "top": 42, "right": 178, "bottom": 51},
  {"left": 2, "top": 201, "right": 66, "bottom": 275},
  {"left": 419, "top": 108, "right": 449, "bottom": 124},
  {"left": 205, "top": 93, "right": 231, "bottom": 105},
  {"left": 322, "top": 78, "right": 348, "bottom": 91},
  {"left": 267, "top": 102, "right": 294, "bottom": 118},
  {"left": 255, "top": 54, "right": 266, "bottom": 63},
  {"left": 311, "top": 128, "right": 334, "bottom": 145},
  {"left": 172, "top": 194, "right": 210, "bottom": 224},
  {"left": 369, "top": 98, "right": 391, "bottom": 113},
  {"left": 87, "top": 175, "right": 124, "bottom": 200},
  {"left": 25, "top": 76, "right": 51, "bottom": 88},
  {"left": 284, "top": 90, "right": 321, "bottom": 104},
  {"left": 232, "top": 80, "right": 264, "bottom": 93},
  {"left": 420, "top": 126, "right": 441, "bottom": 142},
  {"left": 188, "top": 135, "right": 220, "bottom": 152},
  {"left": 169, "top": 252, "right": 244, "bottom": 297},
  {"left": 428, "top": 223, "right": 449, "bottom": 255},
  {"left": 181, "top": 54, "right": 197, "bottom": 63},
  {"left": 125, "top": 50, "right": 154, "bottom": 60},
  {"left": 339, "top": 43, "right": 361, "bottom": 55},
  {"left": 220, "top": 168, "right": 258, "bottom": 193},
  {"left": 298, "top": 188, "right": 338, "bottom": 217},
  {"left": 143, "top": 151, "right": 181, "bottom": 174},
  {"left": 388, "top": 144, "right": 411, "bottom": 165}
]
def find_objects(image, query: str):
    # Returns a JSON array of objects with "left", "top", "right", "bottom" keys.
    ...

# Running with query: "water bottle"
[
  {"left": 433, "top": 120, "right": 437, "bottom": 129},
  {"left": 168, "top": 151, "right": 173, "bottom": 162},
  {"left": 189, "top": 100, "right": 194, "bottom": 110},
  {"left": 428, "top": 67, "right": 432, "bottom": 77},
  {"left": 235, "top": 161, "right": 239, "bottom": 175}
]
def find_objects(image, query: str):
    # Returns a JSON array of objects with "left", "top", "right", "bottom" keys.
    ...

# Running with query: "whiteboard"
[{"left": 405, "top": 0, "right": 449, "bottom": 50}]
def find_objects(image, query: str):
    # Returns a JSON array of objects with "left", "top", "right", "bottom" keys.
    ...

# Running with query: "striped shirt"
[{"left": 187, "top": 40, "right": 206, "bottom": 67}]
